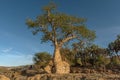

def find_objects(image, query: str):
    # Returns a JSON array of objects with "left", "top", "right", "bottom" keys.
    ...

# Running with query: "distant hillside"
[{"left": 0, "top": 66, "right": 10, "bottom": 73}]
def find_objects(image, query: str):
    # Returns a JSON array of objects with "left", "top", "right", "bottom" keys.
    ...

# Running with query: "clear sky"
[{"left": 0, "top": 0, "right": 120, "bottom": 66}]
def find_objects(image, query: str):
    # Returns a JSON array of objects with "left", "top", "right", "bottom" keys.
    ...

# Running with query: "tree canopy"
[{"left": 26, "top": 3, "right": 96, "bottom": 47}]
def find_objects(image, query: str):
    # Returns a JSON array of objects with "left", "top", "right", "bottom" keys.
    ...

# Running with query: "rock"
[
  {"left": 44, "top": 60, "right": 53, "bottom": 73},
  {"left": 14, "top": 76, "right": 27, "bottom": 80},
  {"left": 26, "top": 70, "right": 37, "bottom": 76},
  {"left": 34, "top": 74, "right": 41, "bottom": 80},
  {"left": 70, "top": 67, "right": 81, "bottom": 73},
  {"left": 55, "top": 61, "right": 70, "bottom": 74},
  {"left": 82, "top": 68, "right": 90, "bottom": 73},
  {"left": 106, "top": 70, "right": 113, "bottom": 74},
  {"left": 40, "top": 75, "right": 48, "bottom": 80},
  {"left": 0, "top": 75, "right": 10, "bottom": 80},
  {"left": 44, "top": 65, "right": 52, "bottom": 73},
  {"left": 27, "top": 76, "right": 35, "bottom": 80},
  {"left": 98, "top": 78, "right": 105, "bottom": 80},
  {"left": 45, "top": 60, "right": 70, "bottom": 74},
  {"left": 90, "top": 69, "right": 96, "bottom": 73}
]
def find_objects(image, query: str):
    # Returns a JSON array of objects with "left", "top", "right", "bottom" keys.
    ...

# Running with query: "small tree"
[
  {"left": 86, "top": 45, "right": 109, "bottom": 68},
  {"left": 33, "top": 52, "right": 52, "bottom": 67},
  {"left": 108, "top": 35, "right": 120, "bottom": 59},
  {"left": 96, "top": 55, "right": 110, "bottom": 67},
  {"left": 26, "top": 3, "right": 95, "bottom": 73},
  {"left": 111, "top": 56, "right": 120, "bottom": 66}
]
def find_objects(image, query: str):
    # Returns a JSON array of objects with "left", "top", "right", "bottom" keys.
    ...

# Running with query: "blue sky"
[{"left": 0, "top": 0, "right": 120, "bottom": 66}]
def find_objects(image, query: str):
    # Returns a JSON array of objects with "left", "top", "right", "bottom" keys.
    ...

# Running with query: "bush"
[
  {"left": 111, "top": 56, "right": 120, "bottom": 66},
  {"left": 33, "top": 52, "right": 52, "bottom": 67},
  {"left": 96, "top": 55, "right": 110, "bottom": 67}
]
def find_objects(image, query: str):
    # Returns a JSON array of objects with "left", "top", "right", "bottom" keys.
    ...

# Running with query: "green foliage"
[
  {"left": 73, "top": 43, "right": 110, "bottom": 67},
  {"left": 60, "top": 48, "right": 84, "bottom": 66},
  {"left": 76, "top": 58, "right": 82, "bottom": 65},
  {"left": 33, "top": 52, "right": 52, "bottom": 67},
  {"left": 95, "top": 55, "right": 110, "bottom": 67},
  {"left": 111, "top": 56, "right": 120, "bottom": 65},
  {"left": 60, "top": 48, "right": 76, "bottom": 66},
  {"left": 88, "top": 45, "right": 110, "bottom": 67},
  {"left": 26, "top": 3, "right": 96, "bottom": 46},
  {"left": 108, "top": 34, "right": 120, "bottom": 56}
]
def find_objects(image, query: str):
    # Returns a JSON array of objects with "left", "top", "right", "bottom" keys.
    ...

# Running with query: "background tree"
[
  {"left": 33, "top": 52, "right": 52, "bottom": 67},
  {"left": 74, "top": 43, "right": 110, "bottom": 68},
  {"left": 88, "top": 45, "right": 109, "bottom": 68},
  {"left": 108, "top": 35, "right": 120, "bottom": 67},
  {"left": 108, "top": 35, "right": 120, "bottom": 58},
  {"left": 113, "top": 35, "right": 120, "bottom": 58},
  {"left": 26, "top": 3, "right": 96, "bottom": 73},
  {"left": 72, "top": 40, "right": 94, "bottom": 67}
]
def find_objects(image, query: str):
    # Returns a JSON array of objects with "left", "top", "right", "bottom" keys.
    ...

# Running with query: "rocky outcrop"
[
  {"left": 44, "top": 60, "right": 53, "bottom": 73},
  {"left": 44, "top": 65, "right": 52, "bottom": 73},
  {"left": 44, "top": 60, "right": 70, "bottom": 74},
  {"left": 55, "top": 61, "right": 70, "bottom": 74},
  {"left": 1, "top": 66, "right": 120, "bottom": 80},
  {"left": 1, "top": 73, "right": 120, "bottom": 80},
  {"left": 0, "top": 75, "right": 10, "bottom": 80}
]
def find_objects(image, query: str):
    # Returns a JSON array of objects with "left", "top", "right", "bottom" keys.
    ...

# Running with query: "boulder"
[
  {"left": 44, "top": 60, "right": 53, "bottom": 73},
  {"left": 98, "top": 78, "right": 105, "bottom": 80},
  {"left": 44, "top": 60, "right": 70, "bottom": 74},
  {"left": 55, "top": 61, "right": 70, "bottom": 74},
  {"left": 44, "top": 65, "right": 52, "bottom": 73},
  {"left": 0, "top": 75, "right": 10, "bottom": 80}
]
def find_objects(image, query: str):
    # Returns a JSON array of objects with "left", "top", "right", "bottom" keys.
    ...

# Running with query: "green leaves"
[
  {"left": 76, "top": 26, "right": 96, "bottom": 41},
  {"left": 26, "top": 2, "right": 96, "bottom": 50},
  {"left": 26, "top": 19, "right": 36, "bottom": 28},
  {"left": 33, "top": 52, "right": 52, "bottom": 67},
  {"left": 42, "top": 2, "right": 56, "bottom": 12},
  {"left": 108, "top": 34, "right": 120, "bottom": 56}
]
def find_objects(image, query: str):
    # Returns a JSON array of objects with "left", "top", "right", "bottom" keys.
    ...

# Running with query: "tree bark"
[
  {"left": 53, "top": 44, "right": 70, "bottom": 74},
  {"left": 54, "top": 45, "right": 62, "bottom": 64},
  {"left": 52, "top": 36, "right": 76, "bottom": 74}
]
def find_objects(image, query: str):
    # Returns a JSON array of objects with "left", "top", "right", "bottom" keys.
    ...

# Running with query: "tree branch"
[{"left": 59, "top": 35, "right": 76, "bottom": 47}]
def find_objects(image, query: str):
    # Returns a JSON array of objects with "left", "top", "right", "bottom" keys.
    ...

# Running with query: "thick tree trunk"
[
  {"left": 53, "top": 45, "right": 70, "bottom": 74},
  {"left": 54, "top": 45, "right": 62, "bottom": 64}
]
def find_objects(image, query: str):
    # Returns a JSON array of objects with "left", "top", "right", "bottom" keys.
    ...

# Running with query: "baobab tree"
[{"left": 26, "top": 3, "right": 95, "bottom": 73}]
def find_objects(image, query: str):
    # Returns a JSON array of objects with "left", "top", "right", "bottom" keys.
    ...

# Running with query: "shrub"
[{"left": 33, "top": 52, "right": 52, "bottom": 67}]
